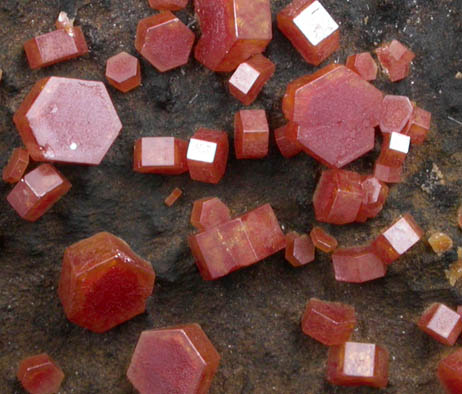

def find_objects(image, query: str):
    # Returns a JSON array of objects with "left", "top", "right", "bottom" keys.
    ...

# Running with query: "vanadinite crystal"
[
  {"left": 106, "top": 52, "right": 141, "bottom": 93},
  {"left": 301, "top": 298, "right": 356, "bottom": 345},
  {"left": 148, "top": 0, "right": 188, "bottom": 10},
  {"left": 135, "top": 12, "right": 195, "bottom": 72},
  {"left": 191, "top": 197, "right": 231, "bottom": 231},
  {"left": 17, "top": 353, "right": 64, "bottom": 394},
  {"left": 379, "top": 95, "right": 414, "bottom": 134},
  {"left": 194, "top": 0, "right": 272, "bottom": 72},
  {"left": 438, "top": 349, "right": 462, "bottom": 394},
  {"left": 189, "top": 204, "right": 285, "bottom": 280},
  {"left": 428, "top": 232, "right": 453, "bottom": 255},
  {"left": 403, "top": 102, "right": 431, "bottom": 145},
  {"left": 228, "top": 54, "right": 275, "bottom": 105},
  {"left": 133, "top": 137, "right": 188, "bottom": 175},
  {"left": 58, "top": 232, "right": 155, "bottom": 333},
  {"left": 418, "top": 303, "right": 462, "bottom": 346},
  {"left": 2, "top": 147, "right": 29, "bottom": 183},
  {"left": 164, "top": 187, "right": 183, "bottom": 207},
  {"left": 346, "top": 52, "right": 377, "bottom": 81},
  {"left": 278, "top": 0, "right": 339, "bottom": 66},
  {"left": 356, "top": 176, "right": 389, "bottom": 222},
  {"left": 127, "top": 324, "right": 220, "bottom": 394},
  {"left": 7, "top": 164, "right": 71, "bottom": 222},
  {"left": 313, "top": 169, "right": 363, "bottom": 225},
  {"left": 234, "top": 109, "right": 269, "bottom": 159},
  {"left": 13, "top": 77, "right": 122, "bottom": 165},
  {"left": 374, "top": 132, "right": 410, "bottom": 184},
  {"left": 282, "top": 64, "right": 383, "bottom": 168},
  {"left": 274, "top": 123, "right": 302, "bottom": 158},
  {"left": 310, "top": 227, "right": 337, "bottom": 253},
  {"left": 187, "top": 129, "right": 229, "bottom": 184},
  {"left": 327, "top": 342, "right": 389, "bottom": 388},
  {"left": 285, "top": 232, "right": 315, "bottom": 267},
  {"left": 332, "top": 246, "right": 387, "bottom": 283},
  {"left": 372, "top": 213, "right": 423, "bottom": 264},
  {"left": 376, "top": 39, "right": 415, "bottom": 82}
]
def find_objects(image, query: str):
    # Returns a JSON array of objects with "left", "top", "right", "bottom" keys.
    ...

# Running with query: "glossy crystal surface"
[
  {"left": 376, "top": 39, "right": 415, "bottom": 82},
  {"left": 418, "top": 303, "right": 462, "bottom": 346},
  {"left": 379, "top": 95, "right": 414, "bottom": 134},
  {"left": 285, "top": 232, "right": 315, "bottom": 267},
  {"left": 234, "top": 109, "right": 269, "bottom": 159},
  {"left": 346, "top": 52, "right": 377, "bottom": 81},
  {"left": 274, "top": 123, "right": 302, "bottom": 158},
  {"left": 148, "top": 0, "right": 188, "bottom": 10},
  {"left": 106, "top": 51, "right": 141, "bottom": 93},
  {"left": 428, "top": 232, "right": 453, "bottom": 255},
  {"left": 403, "top": 103, "right": 431, "bottom": 145},
  {"left": 165, "top": 187, "right": 183, "bottom": 207},
  {"left": 191, "top": 197, "right": 231, "bottom": 232},
  {"left": 310, "top": 227, "right": 338, "bottom": 253},
  {"left": 17, "top": 353, "right": 64, "bottom": 394},
  {"left": 356, "top": 176, "right": 389, "bottom": 222},
  {"left": 2, "top": 147, "right": 29, "bottom": 184},
  {"left": 374, "top": 132, "right": 410, "bottom": 184},
  {"left": 438, "top": 349, "right": 462, "bottom": 394}
]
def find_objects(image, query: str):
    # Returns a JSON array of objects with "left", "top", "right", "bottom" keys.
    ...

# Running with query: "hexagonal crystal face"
[{"left": 187, "top": 138, "right": 218, "bottom": 163}]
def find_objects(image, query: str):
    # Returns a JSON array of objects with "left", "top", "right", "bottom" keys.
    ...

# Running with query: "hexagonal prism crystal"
[
  {"left": 376, "top": 39, "right": 415, "bottom": 82},
  {"left": 135, "top": 12, "right": 195, "bottom": 72},
  {"left": 327, "top": 342, "right": 389, "bottom": 388},
  {"left": 313, "top": 169, "right": 363, "bottom": 225},
  {"left": 346, "top": 52, "right": 377, "bottom": 81},
  {"left": 301, "top": 298, "right": 356, "bottom": 345},
  {"left": 229, "top": 54, "right": 275, "bottom": 105},
  {"left": 58, "top": 232, "right": 155, "bottom": 333},
  {"left": 374, "top": 132, "right": 410, "bottom": 184},
  {"left": 106, "top": 52, "right": 141, "bottom": 93},
  {"left": 127, "top": 324, "right": 220, "bottom": 394},
  {"left": 7, "top": 164, "right": 71, "bottom": 222},
  {"left": 438, "top": 349, "right": 462, "bottom": 393},
  {"left": 133, "top": 137, "right": 188, "bottom": 175},
  {"left": 417, "top": 303, "right": 462, "bottom": 346},
  {"left": 310, "top": 227, "right": 337, "bottom": 253},
  {"left": 278, "top": 0, "right": 339, "bottom": 66},
  {"left": 13, "top": 77, "right": 122, "bottom": 165},
  {"left": 191, "top": 197, "right": 231, "bottom": 231},
  {"left": 372, "top": 213, "right": 423, "bottom": 264},
  {"left": 356, "top": 176, "right": 389, "bottom": 223},
  {"left": 164, "top": 187, "right": 183, "bottom": 207},
  {"left": 17, "top": 353, "right": 64, "bottom": 394},
  {"left": 148, "top": 0, "right": 188, "bottom": 10},
  {"left": 379, "top": 95, "right": 414, "bottom": 134},
  {"left": 274, "top": 123, "right": 302, "bottom": 158},
  {"left": 285, "top": 232, "right": 315, "bottom": 267},
  {"left": 187, "top": 129, "right": 229, "bottom": 184},
  {"left": 403, "top": 103, "right": 431, "bottom": 145},
  {"left": 234, "top": 109, "right": 269, "bottom": 159},
  {"left": 194, "top": 0, "right": 272, "bottom": 72},
  {"left": 2, "top": 147, "right": 29, "bottom": 184}
]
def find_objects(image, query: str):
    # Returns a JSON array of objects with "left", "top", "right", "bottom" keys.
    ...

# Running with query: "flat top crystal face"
[
  {"left": 383, "top": 216, "right": 420, "bottom": 254},
  {"left": 229, "top": 63, "right": 260, "bottom": 95},
  {"left": 428, "top": 304, "right": 460, "bottom": 339},
  {"left": 141, "top": 137, "right": 175, "bottom": 167},
  {"left": 187, "top": 138, "right": 217, "bottom": 163},
  {"left": 389, "top": 132, "right": 410, "bottom": 154},
  {"left": 293, "top": 1, "right": 339, "bottom": 47},
  {"left": 343, "top": 342, "right": 375, "bottom": 377}
]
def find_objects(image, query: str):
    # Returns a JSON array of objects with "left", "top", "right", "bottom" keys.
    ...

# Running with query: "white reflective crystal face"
[
  {"left": 343, "top": 342, "right": 375, "bottom": 377},
  {"left": 427, "top": 304, "right": 460, "bottom": 339},
  {"left": 229, "top": 63, "right": 260, "bottom": 95},
  {"left": 293, "top": 1, "right": 339, "bottom": 47},
  {"left": 389, "top": 132, "right": 410, "bottom": 154},
  {"left": 187, "top": 138, "right": 217, "bottom": 163}
]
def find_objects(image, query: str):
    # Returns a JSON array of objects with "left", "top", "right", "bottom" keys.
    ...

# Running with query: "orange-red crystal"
[
  {"left": 17, "top": 353, "right": 64, "bottom": 394},
  {"left": 191, "top": 197, "right": 231, "bottom": 231},
  {"left": 164, "top": 187, "right": 183, "bottom": 207},
  {"left": 356, "top": 176, "right": 389, "bottom": 222},
  {"left": 346, "top": 52, "right": 377, "bottom": 81},
  {"left": 2, "top": 147, "right": 29, "bottom": 184},
  {"left": 148, "top": 0, "right": 188, "bottom": 10},
  {"left": 310, "top": 227, "right": 337, "bottom": 253},
  {"left": 418, "top": 303, "right": 462, "bottom": 346},
  {"left": 106, "top": 52, "right": 141, "bottom": 93},
  {"left": 379, "top": 95, "right": 414, "bottom": 134},
  {"left": 376, "top": 39, "right": 415, "bottom": 82},
  {"left": 402, "top": 103, "right": 431, "bottom": 145},
  {"left": 285, "top": 232, "right": 315, "bottom": 267},
  {"left": 274, "top": 123, "right": 302, "bottom": 158},
  {"left": 374, "top": 132, "right": 410, "bottom": 184},
  {"left": 438, "top": 349, "right": 462, "bottom": 394},
  {"left": 234, "top": 109, "right": 269, "bottom": 159}
]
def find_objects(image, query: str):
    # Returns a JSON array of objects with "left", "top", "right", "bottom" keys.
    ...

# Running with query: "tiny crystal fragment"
[
  {"left": 458, "top": 206, "right": 462, "bottom": 230},
  {"left": 133, "top": 137, "right": 188, "bottom": 175},
  {"left": 106, "top": 52, "right": 141, "bottom": 93},
  {"left": 274, "top": 123, "right": 302, "bottom": 158},
  {"left": 127, "top": 324, "right": 220, "bottom": 394},
  {"left": 438, "top": 349, "right": 462, "bottom": 394},
  {"left": 446, "top": 251, "right": 462, "bottom": 286},
  {"left": 7, "top": 164, "right": 71, "bottom": 222},
  {"left": 356, "top": 176, "right": 389, "bottom": 222},
  {"left": 327, "top": 342, "right": 389, "bottom": 388},
  {"left": 332, "top": 246, "right": 387, "bottom": 283},
  {"left": 285, "top": 232, "right": 315, "bottom": 267},
  {"left": 301, "top": 298, "right": 356, "bottom": 345},
  {"left": 278, "top": 0, "right": 339, "bottom": 66},
  {"left": 234, "top": 109, "right": 269, "bottom": 159},
  {"left": 374, "top": 132, "right": 410, "bottom": 184},
  {"left": 376, "top": 39, "right": 415, "bottom": 82},
  {"left": 164, "top": 187, "right": 183, "bottom": 207},
  {"left": 2, "top": 148, "right": 29, "bottom": 184},
  {"left": 346, "top": 52, "right": 377, "bottom": 81},
  {"left": 135, "top": 12, "right": 195, "bottom": 72},
  {"left": 417, "top": 303, "right": 462, "bottom": 346},
  {"left": 17, "top": 353, "right": 64, "bottom": 394},
  {"left": 372, "top": 213, "right": 423, "bottom": 264},
  {"left": 148, "top": 0, "right": 188, "bottom": 10},
  {"left": 55, "top": 11, "right": 74, "bottom": 31},
  {"left": 194, "top": 0, "right": 272, "bottom": 72},
  {"left": 310, "top": 227, "right": 338, "bottom": 253},
  {"left": 58, "top": 232, "right": 155, "bottom": 333},
  {"left": 187, "top": 128, "right": 229, "bottom": 184},
  {"left": 191, "top": 197, "right": 231, "bottom": 231},
  {"left": 402, "top": 103, "right": 431, "bottom": 145},
  {"left": 428, "top": 232, "right": 453, "bottom": 255},
  {"left": 228, "top": 54, "right": 275, "bottom": 105},
  {"left": 379, "top": 95, "right": 414, "bottom": 134}
]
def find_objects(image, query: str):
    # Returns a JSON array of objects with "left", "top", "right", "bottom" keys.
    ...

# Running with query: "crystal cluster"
[
  {"left": 375, "top": 132, "right": 411, "bottom": 183},
  {"left": 376, "top": 39, "right": 415, "bottom": 82},
  {"left": 106, "top": 52, "right": 141, "bottom": 93},
  {"left": 17, "top": 354, "right": 64, "bottom": 394},
  {"left": 234, "top": 110, "right": 269, "bottom": 159},
  {"left": 285, "top": 232, "right": 315, "bottom": 267}
]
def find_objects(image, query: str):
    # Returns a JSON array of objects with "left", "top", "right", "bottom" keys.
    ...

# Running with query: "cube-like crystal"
[
  {"left": 2, "top": 147, "right": 29, "bottom": 184},
  {"left": 164, "top": 187, "right": 183, "bottom": 207},
  {"left": 17, "top": 353, "right": 64, "bottom": 394},
  {"left": 428, "top": 232, "right": 453, "bottom": 255},
  {"left": 403, "top": 103, "right": 431, "bottom": 145},
  {"left": 106, "top": 52, "right": 141, "bottom": 93},
  {"left": 374, "top": 132, "right": 410, "bottom": 184},
  {"left": 418, "top": 303, "right": 462, "bottom": 346},
  {"left": 285, "top": 232, "right": 315, "bottom": 267},
  {"left": 191, "top": 197, "right": 231, "bottom": 231},
  {"left": 234, "top": 109, "right": 269, "bottom": 159}
]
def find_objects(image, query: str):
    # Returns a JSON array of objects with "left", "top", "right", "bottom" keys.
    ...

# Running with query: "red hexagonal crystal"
[
  {"left": 374, "top": 132, "right": 410, "bottom": 184},
  {"left": 58, "top": 232, "right": 155, "bottom": 333},
  {"left": 187, "top": 128, "right": 229, "bottom": 184},
  {"left": 376, "top": 39, "right": 415, "bottom": 82},
  {"left": 417, "top": 303, "right": 462, "bottom": 346},
  {"left": 301, "top": 298, "right": 356, "bottom": 346},
  {"left": 327, "top": 342, "right": 389, "bottom": 388},
  {"left": 310, "top": 226, "right": 337, "bottom": 253},
  {"left": 164, "top": 187, "right": 183, "bottom": 207},
  {"left": 127, "top": 324, "right": 220, "bottom": 394},
  {"left": 403, "top": 103, "right": 431, "bottom": 145},
  {"left": 148, "top": 0, "right": 188, "bottom": 10},
  {"left": 7, "top": 164, "right": 71, "bottom": 222},
  {"left": 274, "top": 123, "right": 302, "bottom": 158},
  {"left": 133, "top": 137, "right": 188, "bottom": 175},
  {"left": 438, "top": 349, "right": 462, "bottom": 394},
  {"left": 278, "top": 0, "right": 339, "bottom": 66},
  {"left": 346, "top": 52, "right": 377, "bottom": 81},
  {"left": 234, "top": 109, "right": 269, "bottom": 159},
  {"left": 2, "top": 147, "right": 29, "bottom": 184},
  {"left": 282, "top": 64, "right": 383, "bottom": 168},
  {"left": 379, "top": 95, "right": 414, "bottom": 134},
  {"left": 194, "top": 0, "right": 272, "bottom": 72},
  {"left": 372, "top": 213, "right": 423, "bottom": 264},
  {"left": 332, "top": 246, "right": 387, "bottom": 283},
  {"left": 356, "top": 176, "right": 389, "bottom": 222},
  {"left": 106, "top": 52, "right": 141, "bottom": 93},
  {"left": 313, "top": 169, "right": 363, "bottom": 225},
  {"left": 229, "top": 54, "right": 275, "bottom": 105},
  {"left": 191, "top": 197, "right": 231, "bottom": 231},
  {"left": 285, "top": 232, "right": 315, "bottom": 267},
  {"left": 135, "top": 12, "right": 195, "bottom": 72},
  {"left": 13, "top": 77, "right": 122, "bottom": 165},
  {"left": 17, "top": 353, "right": 64, "bottom": 394}
]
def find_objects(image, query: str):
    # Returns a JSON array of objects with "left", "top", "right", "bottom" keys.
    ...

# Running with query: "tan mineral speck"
[
  {"left": 456, "top": 71, "right": 462, "bottom": 79},
  {"left": 428, "top": 232, "right": 453, "bottom": 255},
  {"left": 445, "top": 247, "right": 462, "bottom": 286}
]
